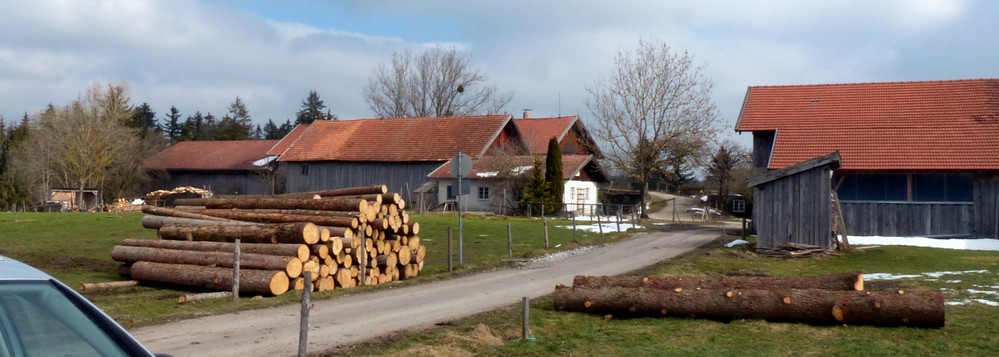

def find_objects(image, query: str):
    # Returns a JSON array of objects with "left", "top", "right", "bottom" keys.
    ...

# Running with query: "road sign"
[{"left": 450, "top": 152, "right": 472, "bottom": 178}]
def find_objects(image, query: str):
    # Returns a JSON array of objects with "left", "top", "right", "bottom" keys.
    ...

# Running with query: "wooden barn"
[
  {"left": 747, "top": 152, "right": 840, "bottom": 249},
  {"left": 736, "top": 78, "right": 999, "bottom": 238},
  {"left": 273, "top": 114, "right": 529, "bottom": 206},
  {"left": 143, "top": 140, "right": 279, "bottom": 195}
]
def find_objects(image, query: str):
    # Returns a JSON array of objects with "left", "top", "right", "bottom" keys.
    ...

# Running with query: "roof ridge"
[{"left": 749, "top": 78, "right": 998, "bottom": 90}]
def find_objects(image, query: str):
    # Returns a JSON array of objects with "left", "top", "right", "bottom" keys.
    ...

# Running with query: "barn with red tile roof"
[
  {"left": 514, "top": 116, "right": 601, "bottom": 157},
  {"left": 736, "top": 78, "right": 999, "bottom": 238},
  {"left": 274, "top": 114, "right": 528, "bottom": 207},
  {"left": 143, "top": 140, "right": 280, "bottom": 195}
]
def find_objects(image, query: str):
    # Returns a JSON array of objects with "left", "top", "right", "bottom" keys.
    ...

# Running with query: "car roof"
[{"left": 0, "top": 255, "right": 55, "bottom": 281}]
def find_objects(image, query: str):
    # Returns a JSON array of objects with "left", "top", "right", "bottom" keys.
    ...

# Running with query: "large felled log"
[
  {"left": 130, "top": 261, "right": 289, "bottom": 296},
  {"left": 320, "top": 226, "right": 355, "bottom": 239},
  {"left": 311, "top": 185, "right": 387, "bottom": 197},
  {"left": 111, "top": 246, "right": 303, "bottom": 278},
  {"left": 157, "top": 222, "right": 320, "bottom": 244},
  {"left": 173, "top": 208, "right": 358, "bottom": 228},
  {"left": 552, "top": 286, "right": 944, "bottom": 327},
  {"left": 141, "top": 215, "right": 258, "bottom": 229},
  {"left": 572, "top": 272, "right": 865, "bottom": 291},
  {"left": 174, "top": 197, "right": 368, "bottom": 213},
  {"left": 141, "top": 205, "right": 231, "bottom": 221},
  {"left": 120, "top": 239, "right": 310, "bottom": 262}
]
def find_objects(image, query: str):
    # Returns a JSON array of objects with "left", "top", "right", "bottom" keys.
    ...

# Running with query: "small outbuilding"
[{"left": 747, "top": 152, "right": 841, "bottom": 249}]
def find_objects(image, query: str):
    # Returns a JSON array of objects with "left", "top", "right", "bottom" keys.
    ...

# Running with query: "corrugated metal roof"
[
  {"left": 143, "top": 140, "right": 279, "bottom": 170},
  {"left": 735, "top": 78, "right": 999, "bottom": 170},
  {"left": 276, "top": 115, "right": 514, "bottom": 162}
]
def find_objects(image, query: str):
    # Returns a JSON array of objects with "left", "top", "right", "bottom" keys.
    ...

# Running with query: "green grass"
[
  {"left": 0, "top": 211, "right": 634, "bottom": 327},
  {"left": 335, "top": 241, "right": 999, "bottom": 356}
]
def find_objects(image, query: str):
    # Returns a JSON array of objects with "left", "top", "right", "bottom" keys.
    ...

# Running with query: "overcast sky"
[{"left": 1, "top": 0, "right": 996, "bottom": 147}]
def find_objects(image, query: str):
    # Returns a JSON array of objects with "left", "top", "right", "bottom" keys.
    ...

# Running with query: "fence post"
[
  {"left": 299, "top": 271, "right": 311, "bottom": 357},
  {"left": 522, "top": 296, "right": 531, "bottom": 340},
  {"left": 572, "top": 215, "right": 578, "bottom": 242},
  {"left": 596, "top": 213, "right": 603, "bottom": 237},
  {"left": 615, "top": 207, "right": 621, "bottom": 233},
  {"left": 359, "top": 230, "right": 366, "bottom": 286},
  {"left": 447, "top": 226, "right": 453, "bottom": 272},
  {"left": 507, "top": 222, "right": 513, "bottom": 258},
  {"left": 543, "top": 216, "right": 549, "bottom": 249},
  {"left": 232, "top": 238, "right": 240, "bottom": 303}
]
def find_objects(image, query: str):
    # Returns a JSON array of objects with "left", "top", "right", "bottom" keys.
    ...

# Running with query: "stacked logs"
[
  {"left": 553, "top": 272, "right": 946, "bottom": 327},
  {"left": 112, "top": 185, "right": 426, "bottom": 297}
]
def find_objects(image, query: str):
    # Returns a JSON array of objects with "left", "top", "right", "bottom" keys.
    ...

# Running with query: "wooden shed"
[{"left": 747, "top": 152, "right": 841, "bottom": 249}]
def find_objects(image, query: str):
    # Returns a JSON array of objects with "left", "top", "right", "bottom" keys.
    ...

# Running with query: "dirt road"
[{"left": 132, "top": 226, "right": 720, "bottom": 356}]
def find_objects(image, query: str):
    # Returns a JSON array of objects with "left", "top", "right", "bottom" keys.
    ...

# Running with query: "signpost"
[{"left": 451, "top": 152, "right": 472, "bottom": 266}]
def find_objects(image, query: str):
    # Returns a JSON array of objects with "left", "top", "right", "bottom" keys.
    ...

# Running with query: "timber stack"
[
  {"left": 554, "top": 272, "right": 946, "bottom": 327},
  {"left": 112, "top": 185, "right": 426, "bottom": 297}
]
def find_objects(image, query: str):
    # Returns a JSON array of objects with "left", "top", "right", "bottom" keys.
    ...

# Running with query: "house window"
[
  {"left": 836, "top": 174, "right": 906, "bottom": 201},
  {"left": 446, "top": 185, "right": 453, "bottom": 199},
  {"left": 576, "top": 187, "right": 588, "bottom": 201},
  {"left": 301, "top": 165, "right": 309, "bottom": 176},
  {"left": 478, "top": 187, "right": 490, "bottom": 200},
  {"left": 913, "top": 174, "right": 973, "bottom": 202},
  {"left": 731, "top": 199, "right": 746, "bottom": 213}
]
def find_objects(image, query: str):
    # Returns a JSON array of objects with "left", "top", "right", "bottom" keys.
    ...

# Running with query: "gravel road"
[{"left": 132, "top": 226, "right": 721, "bottom": 356}]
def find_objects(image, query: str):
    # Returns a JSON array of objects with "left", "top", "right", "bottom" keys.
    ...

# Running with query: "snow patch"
[
  {"left": 476, "top": 171, "right": 499, "bottom": 178},
  {"left": 527, "top": 246, "right": 594, "bottom": 264},
  {"left": 725, "top": 239, "right": 750, "bottom": 248},
  {"left": 510, "top": 165, "right": 532, "bottom": 175},
  {"left": 848, "top": 236, "right": 999, "bottom": 252},
  {"left": 558, "top": 222, "right": 639, "bottom": 233}
]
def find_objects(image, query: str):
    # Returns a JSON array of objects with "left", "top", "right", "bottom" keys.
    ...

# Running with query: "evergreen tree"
[
  {"left": 519, "top": 155, "right": 548, "bottom": 214},
  {"left": 177, "top": 111, "right": 204, "bottom": 141},
  {"left": 201, "top": 113, "right": 217, "bottom": 140},
  {"left": 544, "top": 136, "right": 563, "bottom": 214},
  {"left": 215, "top": 97, "right": 253, "bottom": 140},
  {"left": 129, "top": 102, "right": 159, "bottom": 137},
  {"left": 163, "top": 106, "right": 183, "bottom": 141},
  {"left": 295, "top": 90, "right": 336, "bottom": 124},
  {"left": 277, "top": 119, "right": 295, "bottom": 137},
  {"left": 253, "top": 124, "right": 263, "bottom": 139},
  {"left": 263, "top": 119, "right": 280, "bottom": 139}
]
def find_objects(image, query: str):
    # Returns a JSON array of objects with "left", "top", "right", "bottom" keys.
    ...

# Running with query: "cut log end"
[
  {"left": 856, "top": 273, "right": 864, "bottom": 291},
  {"left": 286, "top": 258, "right": 303, "bottom": 279},
  {"left": 783, "top": 296, "right": 792, "bottom": 304},
  {"left": 270, "top": 272, "right": 290, "bottom": 296},
  {"left": 831, "top": 305, "right": 845, "bottom": 322},
  {"left": 302, "top": 223, "right": 320, "bottom": 244}
]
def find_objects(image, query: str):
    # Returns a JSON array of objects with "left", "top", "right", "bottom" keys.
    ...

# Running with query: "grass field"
[
  {"left": 0, "top": 211, "right": 633, "bottom": 327},
  {"left": 336, "top": 238, "right": 999, "bottom": 356}
]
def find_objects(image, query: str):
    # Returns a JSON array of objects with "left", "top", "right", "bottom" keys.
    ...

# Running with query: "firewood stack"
[{"left": 112, "top": 185, "right": 425, "bottom": 297}]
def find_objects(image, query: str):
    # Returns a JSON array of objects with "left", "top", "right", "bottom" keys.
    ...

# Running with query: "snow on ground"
[
  {"left": 849, "top": 236, "right": 999, "bottom": 252},
  {"left": 557, "top": 221, "right": 640, "bottom": 233},
  {"left": 527, "top": 246, "right": 595, "bottom": 264},
  {"left": 866, "top": 270, "right": 999, "bottom": 307}
]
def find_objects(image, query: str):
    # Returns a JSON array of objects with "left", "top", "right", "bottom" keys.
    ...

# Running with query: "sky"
[{"left": 1, "top": 0, "right": 997, "bottom": 148}]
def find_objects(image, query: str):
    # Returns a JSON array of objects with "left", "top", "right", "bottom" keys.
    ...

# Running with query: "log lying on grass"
[
  {"left": 79, "top": 280, "right": 139, "bottom": 291},
  {"left": 121, "top": 239, "right": 310, "bottom": 262},
  {"left": 178, "top": 291, "right": 231, "bottom": 304},
  {"left": 111, "top": 246, "right": 303, "bottom": 278},
  {"left": 130, "top": 261, "right": 289, "bottom": 296},
  {"left": 157, "top": 222, "right": 320, "bottom": 244},
  {"left": 553, "top": 285, "right": 945, "bottom": 327},
  {"left": 572, "top": 272, "right": 865, "bottom": 291}
]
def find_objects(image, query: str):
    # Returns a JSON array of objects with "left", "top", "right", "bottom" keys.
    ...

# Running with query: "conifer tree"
[{"left": 544, "top": 137, "right": 564, "bottom": 214}]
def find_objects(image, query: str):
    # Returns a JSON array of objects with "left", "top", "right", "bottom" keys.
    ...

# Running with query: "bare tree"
[
  {"left": 705, "top": 140, "right": 750, "bottom": 205},
  {"left": 364, "top": 47, "right": 513, "bottom": 118},
  {"left": 586, "top": 39, "right": 722, "bottom": 216}
]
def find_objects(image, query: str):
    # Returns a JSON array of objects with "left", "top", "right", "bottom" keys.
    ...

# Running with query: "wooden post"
[
  {"left": 543, "top": 216, "right": 549, "bottom": 249},
  {"left": 572, "top": 215, "right": 578, "bottom": 242},
  {"left": 615, "top": 207, "right": 621, "bottom": 232},
  {"left": 522, "top": 296, "right": 530, "bottom": 339},
  {"left": 596, "top": 213, "right": 604, "bottom": 237},
  {"left": 742, "top": 218, "right": 748, "bottom": 240},
  {"left": 359, "top": 230, "right": 366, "bottom": 286},
  {"left": 232, "top": 238, "right": 240, "bottom": 302},
  {"left": 507, "top": 222, "right": 513, "bottom": 258},
  {"left": 447, "top": 226, "right": 453, "bottom": 272},
  {"left": 299, "top": 271, "right": 311, "bottom": 357}
]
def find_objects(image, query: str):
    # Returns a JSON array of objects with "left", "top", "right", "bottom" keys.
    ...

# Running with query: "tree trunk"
[
  {"left": 178, "top": 291, "right": 232, "bottom": 304},
  {"left": 141, "top": 215, "right": 257, "bottom": 229},
  {"left": 157, "top": 222, "right": 320, "bottom": 244},
  {"left": 141, "top": 205, "right": 231, "bottom": 221},
  {"left": 120, "top": 239, "right": 309, "bottom": 262},
  {"left": 310, "top": 244, "right": 329, "bottom": 260},
  {"left": 130, "top": 261, "right": 289, "bottom": 296},
  {"left": 174, "top": 197, "right": 368, "bottom": 213},
  {"left": 173, "top": 209, "right": 359, "bottom": 228},
  {"left": 552, "top": 286, "right": 944, "bottom": 327},
  {"left": 572, "top": 272, "right": 865, "bottom": 291},
  {"left": 310, "top": 185, "right": 387, "bottom": 197},
  {"left": 79, "top": 280, "right": 139, "bottom": 290},
  {"left": 111, "top": 246, "right": 303, "bottom": 279},
  {"left": 232, "top": 208, "right": 370, "bottom": 222}
]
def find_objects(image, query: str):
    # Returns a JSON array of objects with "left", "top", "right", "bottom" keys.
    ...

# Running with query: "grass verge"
[{"left": 334, "top": 240, "right": 999, "bottom": 356}]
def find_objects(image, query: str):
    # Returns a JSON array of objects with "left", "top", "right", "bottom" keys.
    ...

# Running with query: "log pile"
[
  {"left": 554, "top": 272, "right": 945, "bottom": 327},
  {"left": 112, "top": 185, "right": 425, "bottom": 297}
]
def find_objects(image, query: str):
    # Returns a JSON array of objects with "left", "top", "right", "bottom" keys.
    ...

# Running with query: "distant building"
[{"left": 142, "top": 140, "right": 279, "bottom": 195}]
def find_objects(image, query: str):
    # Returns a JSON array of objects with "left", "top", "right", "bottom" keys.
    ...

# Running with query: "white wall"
[
  {"left": 435, "top": 179, "right": 505, "bottom": 213},
  {"left": 564, "top": 180, "right": 599, "bottom": 216}
]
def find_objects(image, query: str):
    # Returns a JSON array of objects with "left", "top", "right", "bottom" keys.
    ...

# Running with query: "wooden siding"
[
  {"left": 974, "top": 176, "right": 999, "bottom": 238},
  {"left": 158, "top": 171, "right": 272, "bottom": 195},
  {"left": 753, "top": 165, "right": 833, "bottom": 249},
  {"left": 840, "top": 202, "right": 974, "bottom": 237},
  {"left": 284, "top": 161, "right": 442, "bottom": 204}
]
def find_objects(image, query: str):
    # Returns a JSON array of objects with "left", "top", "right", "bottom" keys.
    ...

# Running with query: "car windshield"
[{"left": 0, "top": 281, "right": 129, "bottom": 357}]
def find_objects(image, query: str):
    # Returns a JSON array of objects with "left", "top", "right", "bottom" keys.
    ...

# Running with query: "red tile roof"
[
  {"left": 266, "top": 124, "right": 309, "bottom": 156},
  {"left": 277, "top": 115, "right": 514, "bottom": 162},
  {"left": 427, "top": 154, "right": 593, "bottom": 180},
  {"left": 143, "top": 140, "right": 279, "bottom": 170},
  {"left": 735, "top": 79, "right": 999, "bottom": 170},
  {"left": 515, "top": 116, "right": 577, "bottom": 154}
]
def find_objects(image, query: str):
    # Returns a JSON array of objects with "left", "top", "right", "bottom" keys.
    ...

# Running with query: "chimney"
[{"left": 523, "top": 109, "right": 532, "bottom": 119}]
